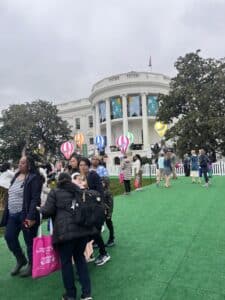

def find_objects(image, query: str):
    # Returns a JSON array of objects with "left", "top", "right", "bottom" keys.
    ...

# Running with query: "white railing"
[{"left": 108, "top": 161, "right": 225, "bottom": 177}]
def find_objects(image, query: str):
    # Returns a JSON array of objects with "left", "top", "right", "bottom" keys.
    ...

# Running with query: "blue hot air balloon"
[{"left": 94, "top": 135, "right": 105, "bottom": 151}]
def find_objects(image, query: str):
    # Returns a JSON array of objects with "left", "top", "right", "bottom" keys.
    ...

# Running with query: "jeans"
[
  {"left": 4, "top": 212, "right": 38, "bottom": 264},
  {"left": 58, "top": 238, "right": 91, "bottom": 298}
]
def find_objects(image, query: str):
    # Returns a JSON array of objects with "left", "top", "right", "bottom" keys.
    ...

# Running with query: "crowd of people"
[
  {"left": 0, "top": 147, "right": 216, "bottom": 299},
  {"left": 0, "top": 153, "right": 116, "bottom": 300},
  {"left": 155, "top": 148, "right": 214, "bottom": 188}
]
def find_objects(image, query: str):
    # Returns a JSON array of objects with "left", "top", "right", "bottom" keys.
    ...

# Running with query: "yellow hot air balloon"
[
  {"left": 74, "top": 133, "right": 85, "bottom": 148},
  {"left": 154, "top": 122, "right": 168, "bottom": 138}
]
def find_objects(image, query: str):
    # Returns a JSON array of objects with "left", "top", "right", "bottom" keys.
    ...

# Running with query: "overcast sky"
[{"left": 0, "top": 0, "right": 224, "bottom": 109}]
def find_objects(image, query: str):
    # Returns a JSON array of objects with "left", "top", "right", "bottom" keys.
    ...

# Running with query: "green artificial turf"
[
  {"left": 109, "top": 177, "right": 156, "bottom": 196},
  {"left": 0, "top": 177, "right": 225, "bottom": 300}
]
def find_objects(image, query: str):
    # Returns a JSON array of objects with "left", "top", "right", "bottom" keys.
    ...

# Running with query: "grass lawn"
[
  {"left": 1, "top": 176, "right": 225, "bottom": 299},
  {"left": 109, "top": 176, "right": 155, "bottom": 196}
]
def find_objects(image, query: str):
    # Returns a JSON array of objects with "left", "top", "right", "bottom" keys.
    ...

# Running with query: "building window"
[
  {"left": 110, "top": 96, "right": 122, "bottom": 119},
  {"left": 88, "top": 115, "right": 93, "bottom": 128},
  {"left": 147, "top": 95, "right": 158, "bottom": 116},
  {"left": 89, "top": 137, "right": 94, "bottom": 145},
  {"left": 99, "top": 101, "right": 106, "bottom": 123},
  {"left": 127, "top": 95, "right": 142, "bottom": 117},
  {"left": 75, "top": 118, "right": 80, "bottom": 130}
]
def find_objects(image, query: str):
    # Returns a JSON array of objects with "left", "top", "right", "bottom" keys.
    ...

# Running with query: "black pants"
[
  {"left": 124, "top": 180, "right": 131, "bottom": 193},
  {"left": 5, "top": 212, "right": 38, "bottom": 264},
  {"left": 184, "top": 166, "right": 190, "bottom": 177},
  {"left": 58, "top": 237, "right": 91, "bottom": 299},
  {"left": 93, "top": 225, "right": 107, "bottom": 256},
  {"left": 200, "top": 167, "right": 209, "bottom": 183},
  {"left": 105, "top": 217, "right": 114, "bottom": 241}
]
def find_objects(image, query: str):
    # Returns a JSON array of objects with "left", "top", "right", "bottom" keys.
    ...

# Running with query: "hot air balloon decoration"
[
  {"left": 60, "top": 141, "right": 74, "bottom": 160},
  {"left": 154, "top": 122, "right": 168, "bottom": 138},
  {"left": 94, "top": 135, "right": 105, "bottom": 151},
  {"left": 126, "top": 131, "right": 134, "bottom": 144},
  {"left": 116, "top": 135, "right": 130, "bottom": 154},
  {"left": 74, "top": 133, "right": 85, "bottom": 148}
]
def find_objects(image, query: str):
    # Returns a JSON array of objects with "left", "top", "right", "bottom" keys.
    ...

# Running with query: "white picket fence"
[{"left": 108, "top": 161, "right": 225, "bottom": 177}]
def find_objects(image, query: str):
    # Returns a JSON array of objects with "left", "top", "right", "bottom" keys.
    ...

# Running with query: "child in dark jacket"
[{"left": 102, "top": 177, "right": 115, "bottom": 247}]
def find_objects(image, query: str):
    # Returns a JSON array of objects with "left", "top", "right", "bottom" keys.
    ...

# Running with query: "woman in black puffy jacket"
[{"left": 40, "top": 172, "right": 96, "bottom": 300}]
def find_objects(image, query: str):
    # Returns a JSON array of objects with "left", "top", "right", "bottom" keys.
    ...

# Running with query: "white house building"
[
  {"left": 57, "top": 71, "right": 170, "bottom": 157},
  {"left": 57, "top": 98, "right": 94, "bottom": 146}
]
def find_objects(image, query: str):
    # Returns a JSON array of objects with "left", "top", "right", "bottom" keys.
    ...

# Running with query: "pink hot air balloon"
[
  {"left": 60, "top": 141, "right": 74, "bottom": 160},
  {"left": 116, "top": 135, "right": 130, "bottom": 154}
]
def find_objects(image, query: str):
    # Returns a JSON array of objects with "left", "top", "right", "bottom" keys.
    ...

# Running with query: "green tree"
[
  {"left": 0, "top": 100, "right": 72, "bottom": 162},
  {"left": 157, "top": 50, "right": 225, "bottom": 156}
]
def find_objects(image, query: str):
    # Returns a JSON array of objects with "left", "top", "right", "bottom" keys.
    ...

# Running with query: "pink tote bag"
[
  {"left": 119, "top": 172, "right": 124, "bottom": 184},
  {"left": 32, "top": 216, "right": 61, "bottom": 278}
]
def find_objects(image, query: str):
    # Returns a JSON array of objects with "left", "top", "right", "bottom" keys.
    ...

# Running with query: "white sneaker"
[
  {"left": 202, "top": 183, "right": 209, "bottom": 188},
  {"left": 95, "top": 254, "right": 111, "bottom": 266}
]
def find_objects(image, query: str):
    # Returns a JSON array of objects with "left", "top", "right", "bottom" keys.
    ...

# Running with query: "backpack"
[{"left": 71, "top": 189, "right": 105, "bottom": 229}]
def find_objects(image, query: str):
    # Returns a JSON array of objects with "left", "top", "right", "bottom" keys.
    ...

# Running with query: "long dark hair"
[{"left": 26, "top": 155, "right": 38, "bottom": 174}]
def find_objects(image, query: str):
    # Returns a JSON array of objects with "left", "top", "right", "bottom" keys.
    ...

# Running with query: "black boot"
[
  {"left": 11, "top": 254, "right": 27, "bottom": 276},
  {"left": 20, "top": 264, "right": 32, "bottom": 277}
]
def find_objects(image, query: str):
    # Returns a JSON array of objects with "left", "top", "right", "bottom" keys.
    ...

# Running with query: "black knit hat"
[{"left": 58, "top": 172, "right": 71, "bottom": 184}]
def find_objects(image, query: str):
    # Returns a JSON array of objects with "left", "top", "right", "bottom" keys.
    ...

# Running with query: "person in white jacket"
[{"left": 133, "top": 154, "right": 142, "bottom": 191}]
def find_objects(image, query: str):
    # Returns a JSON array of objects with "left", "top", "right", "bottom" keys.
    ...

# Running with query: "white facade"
[
  {"left": 57, "top": 98, "right": 94, "bottom": 148},
  {"left": 57, "top": 71, "right": 170, "bottom": 157}
]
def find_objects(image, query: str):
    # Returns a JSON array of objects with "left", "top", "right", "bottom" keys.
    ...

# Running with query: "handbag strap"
[
  {"left": 38, "top": 213, "right": 53, "bottom": 237},
  {"left": 49, "top": 218, "right": 53, "bottom": 235},
  {"left": 38, "top": 213, "right": 43, "bottom": 237}
]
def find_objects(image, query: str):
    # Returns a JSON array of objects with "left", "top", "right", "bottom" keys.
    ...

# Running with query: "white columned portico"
[
  {"left": 141, "top": 93, "right": 149, "bottom": 150},
  {"left": 105, "top": 98, "right": 112, "bottom": 150},
  {"left": 95, "top": 103, "right": 101, "bottom": 136},
  {"left": 122, "top": 94, "right": 128, "bottom": 136}
]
